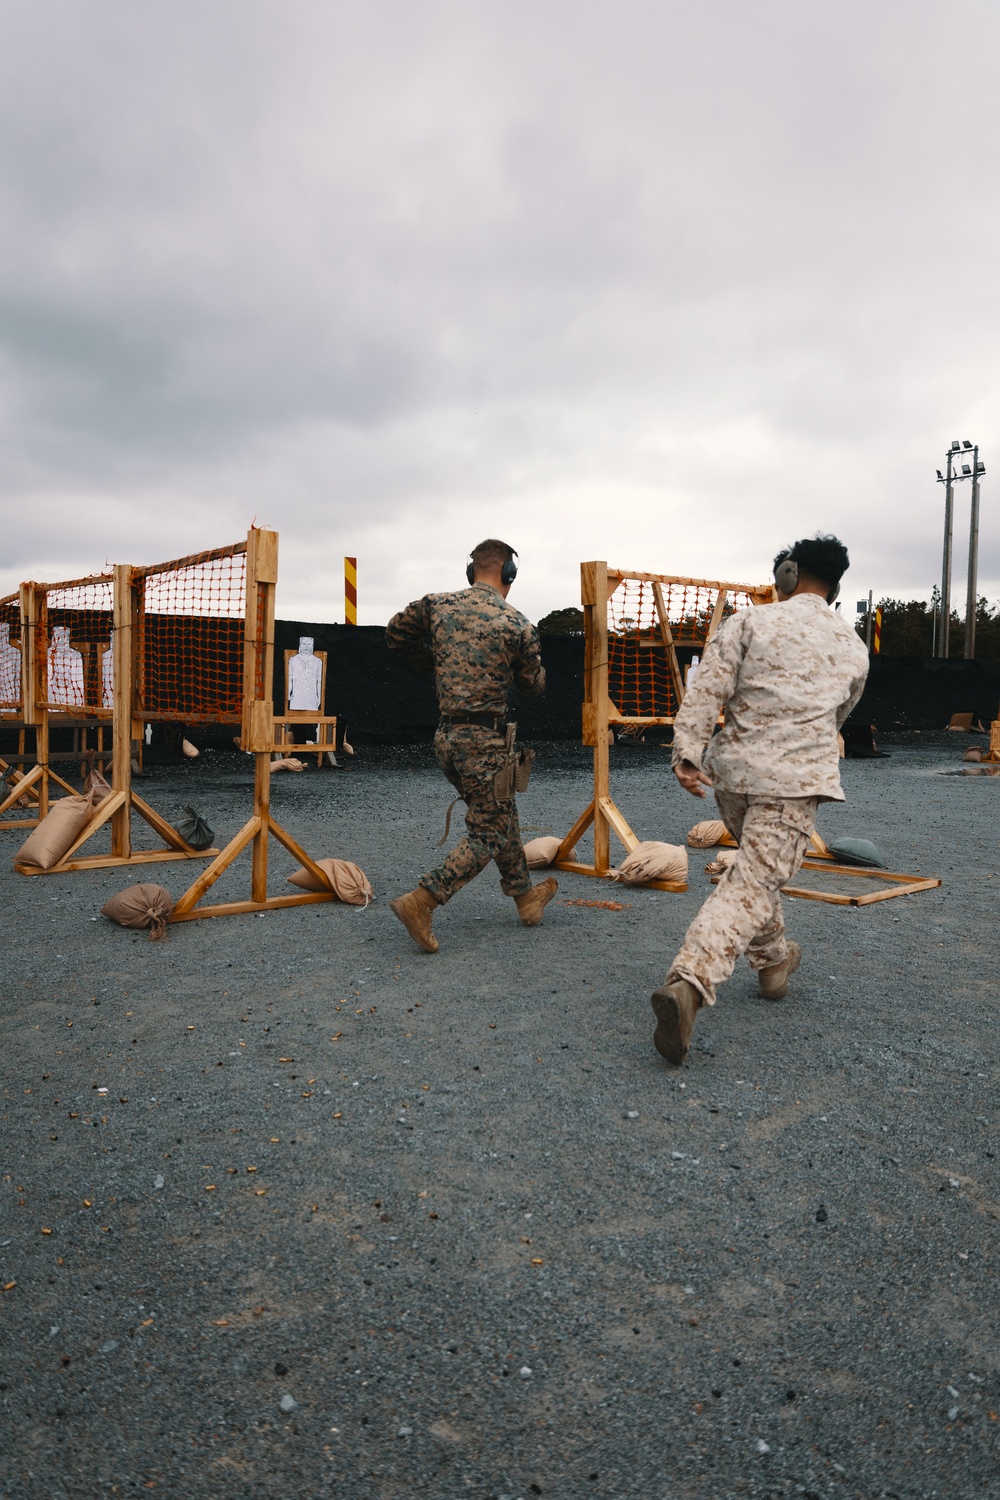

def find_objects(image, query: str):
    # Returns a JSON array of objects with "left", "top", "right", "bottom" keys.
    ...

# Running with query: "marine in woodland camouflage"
[
  {"left": 667, "top": 792, "right": 818, "bottom": 1005},
  {"left": 671, "top": 592, "right": 870, "bottom": 802},
  {"left": 386, "top": 582, "right": 546, "bottom": 904}
]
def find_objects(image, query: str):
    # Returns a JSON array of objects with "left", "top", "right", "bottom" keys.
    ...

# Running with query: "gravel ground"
[{"left": 0, "top": 732, "right": 997, "bottom": 1500}]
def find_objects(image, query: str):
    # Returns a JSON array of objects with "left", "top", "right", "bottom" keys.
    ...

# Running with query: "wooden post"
[
  {"left": 706, "top": 587, "right": 728, "bottom": 643},
  {"left": 111, "top": 564, "right": 133, "bottom": 859},
  {"left": 244, "top": 528, "right": 278, "bottom": 902},
  {"left": 582, "top": 561, "right": 611, "bottom": 874},
  {"left": 651, "top": 581, "right": 685, "bottom": 707},
  {"left": 27, "top": 585, "right": 48, "bottom": 820}
]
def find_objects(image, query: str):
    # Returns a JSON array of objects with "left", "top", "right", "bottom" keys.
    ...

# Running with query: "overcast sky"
[{"left": 1, "top": 0, "right": 998, "bottom": 625}]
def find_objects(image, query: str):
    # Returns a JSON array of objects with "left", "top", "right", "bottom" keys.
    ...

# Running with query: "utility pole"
[
  {"left": 964, "top": 445, "right": 984, "bottom": 658},
  {"left": 936, "top": 445, "right": 957, "bottom": 658},
  {"left": 865, "top": 589, "right": 873, "bottom": 651},
  {"left": 937, "top": 440, "right": 986, "bottom": 659}
]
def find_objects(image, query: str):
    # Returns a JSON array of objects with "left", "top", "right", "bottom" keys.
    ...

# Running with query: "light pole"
[
  {"left": 964, "top": 444, "right": 985, "bottom": 659},
  {"left": 937, "top": 440, "right": 986, "bottom": 659},
  {"left": 935, "top": 443, "right": 958, "bottom": 658}
]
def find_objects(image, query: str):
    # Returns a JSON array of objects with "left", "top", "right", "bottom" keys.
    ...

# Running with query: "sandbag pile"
[
  {"left": 610, "top": 841, "right": 688, "bottom": 885},
  {"left": 101, "top": 883, "right": 173, "bottom": 940},
  {"left": 687, "top": 820, "right": 730, "bottom": 849},
  {"left": 15, "top": 782, "right": 109, "bottom": 871},
  {"left": 287, "top": 857, "right": 374, "bottom": 905},
  {"left": 523, "top": 836, "right": 576, "bottom": 868}
]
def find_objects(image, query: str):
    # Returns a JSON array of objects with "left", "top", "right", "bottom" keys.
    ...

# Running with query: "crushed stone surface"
[{"left": 0, "top": 731, "right": 997, "bottom": 1498}]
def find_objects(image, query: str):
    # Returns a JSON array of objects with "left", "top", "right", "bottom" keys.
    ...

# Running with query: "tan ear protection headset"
[
  {"left": 774, "top": 553, "right": 840, "bottom": 605},
  {"left": 467, "top": 550, "right": 518, "bottom": 586}
]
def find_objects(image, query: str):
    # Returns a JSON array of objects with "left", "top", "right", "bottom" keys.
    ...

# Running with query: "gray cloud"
[{"left": 1, "top": 0, "right": 998, "bottom": 624}]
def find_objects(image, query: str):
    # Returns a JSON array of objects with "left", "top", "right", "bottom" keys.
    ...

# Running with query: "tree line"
[
  {"left": 856, "top": 597, "right": 1000, "bottom": 658},
  {"left": 538, "top": 599, "right": 1000, "bottom": 658}
]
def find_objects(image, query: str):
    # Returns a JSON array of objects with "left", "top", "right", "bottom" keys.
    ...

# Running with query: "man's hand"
[{"left": 674, "top": 759, "right": 713, "bottom": 798}]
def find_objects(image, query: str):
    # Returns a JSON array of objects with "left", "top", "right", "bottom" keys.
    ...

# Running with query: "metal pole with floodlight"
[
  {"left": 936, "top": 443, "right": 959, "bottom": 657},
  {"left": 964, "top": 444, "right": 985, "bottom": 659}
]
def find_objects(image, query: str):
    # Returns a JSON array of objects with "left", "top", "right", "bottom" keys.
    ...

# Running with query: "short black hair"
[
  {"left": 774, "top": 534, "right": 850, "bottom": 591},
  {"left": 470, "top": 538, "right": 516, "bottom": 570}
]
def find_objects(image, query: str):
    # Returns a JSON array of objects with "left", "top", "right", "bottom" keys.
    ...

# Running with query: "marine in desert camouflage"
[{"left": 651, "top": 535, "right": 870, "bottom": 1065}]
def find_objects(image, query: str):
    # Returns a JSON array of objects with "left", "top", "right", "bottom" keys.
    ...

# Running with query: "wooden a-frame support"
[
  {"left": 0, "top": 586, "right": 76, "bottom": 830},
  {"left": 553, "top": 561, "right": 688, "bottom": 892},
  {"left": 169, "top": 528, "right": 335, "bottom": 922},
  {"left": 13, "top": 570, "right": 219, "bottom": 876}
]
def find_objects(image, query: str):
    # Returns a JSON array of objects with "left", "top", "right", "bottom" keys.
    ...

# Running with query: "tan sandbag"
[
  {"left": 963, "top": 747, "right": 983, "bottom": 762},
  {"left": 837, "top": 732, "right": 845, "bottom": 759},
  {"left": 101, "top": 883, "right": 173, "bottom": 940},
  {"left": 181, "top": 739, "right": 200, "bottom": 758},
  {"left": 705, "top": 849, "right": 738, "bottom": 875},
  {"left": 82, "top": 767, "right": 112, "bottom": 802},
  {"left": 687, "top": 819, "right": 729, "bottom": 848},
  {"left": 523, "top": 836, "right": 576, "bottom": 869},
  {"left": 15, "top": 792, "right": 99, "bottom": 871},
  {"left": 271, "top": 757, "right": 305, "bottom": 772},
  {"left": 286, "top": 857, "right": 374, "bottom": 905},
  {"left": 611, "top": 840, "right": 688, "bottom": 885}
]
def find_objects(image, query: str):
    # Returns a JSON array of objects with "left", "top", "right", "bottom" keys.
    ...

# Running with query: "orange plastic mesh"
[
  {"left": 136, "top": 545, "right": 247, "bottom": 724},
  {"left": 0, "top": 592, "right": 21, "bottom": 713},
  {"left": 37, "top": 576, "right": 115, "bottom": 715},
  {"left": 608, "top": 577, "right": 766, "bottom": 722}
]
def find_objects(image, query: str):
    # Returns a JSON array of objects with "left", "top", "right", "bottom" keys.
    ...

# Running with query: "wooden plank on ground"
[{"left": 169, "top": 891, "right": 333, "bottom": 921}]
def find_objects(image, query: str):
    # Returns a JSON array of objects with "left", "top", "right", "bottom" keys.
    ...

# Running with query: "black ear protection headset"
[
  {"left": 467, "top": 549, "right": 518, "bottom": 586},
  {"left": 774, "top": 552, "right": 840, "bottom": 605}
]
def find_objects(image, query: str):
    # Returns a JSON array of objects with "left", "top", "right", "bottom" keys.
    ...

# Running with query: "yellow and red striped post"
[
  {"left": 873, "top": 606, "right": 882, "bottom": 655},
  {"left": 344, "top": 557, "right": 357, "bottom": 626}
]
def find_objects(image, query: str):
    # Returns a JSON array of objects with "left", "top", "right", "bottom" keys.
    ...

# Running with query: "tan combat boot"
[
  {"left": 650, "top": 979, "right": 702, "bottom": 1066},
  {"left": 514, "top": 877, "right": 559, "bottom": 926},
  {"left": 758, "top": 940, "right": 801, "bottom": 1001},
  {"left": 390, "top": 887, "right": 440, "bottom": 953}
]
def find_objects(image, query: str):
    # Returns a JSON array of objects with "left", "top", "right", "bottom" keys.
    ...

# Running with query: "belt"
[{"left": 439, "top": 712, "right": 507, "bottom": 730}]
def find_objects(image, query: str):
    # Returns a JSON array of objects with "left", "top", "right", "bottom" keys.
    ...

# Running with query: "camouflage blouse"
[
  {"left": 386, "top": 582, "right": 545, "bottom": 716},
  {"left": 671, "top": 593, "right": 870, "bottom": 801}
]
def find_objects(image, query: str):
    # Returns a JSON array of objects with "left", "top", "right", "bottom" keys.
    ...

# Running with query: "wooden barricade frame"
[
  {"left": 12, "top": 567, "right": 221, "bottom": 875},
  {"left": 555, "top": 562, "right": 772, "bottom": 893},
  {"left": 169, "top": 528, "right": 336, "bottom": 922},
  {"left": 705, "top": 831, "right": 941, "bottom": 906}
]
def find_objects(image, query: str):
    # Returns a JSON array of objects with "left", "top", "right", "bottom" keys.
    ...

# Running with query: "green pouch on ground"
[
  {"left": 175, "top": 806, "right": 214, "bottom": 850},
  {"left": 826, "top": 837, "right": 885, "bottom": 868}
]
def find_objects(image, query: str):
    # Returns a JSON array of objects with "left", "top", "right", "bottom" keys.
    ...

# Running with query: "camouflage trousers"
[
  {"left": 418, "top": 724, "right": 532, "bottom": 905},
  {"left": 667, "top": 791, "right": 818, "bottom": 1006}
]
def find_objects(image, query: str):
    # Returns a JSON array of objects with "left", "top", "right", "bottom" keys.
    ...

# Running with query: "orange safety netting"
[
  {"left": 136, "top": 545, "right": 247, "bottom": 724},
  {"left": 37, "top": 576, "right": 115, "bottom": 715},
  {"left": 607, "top": 577, "right": 765, "bottom": 722},
  {"left": 0, "top": 593, "right": 21, "bottom": 712}
]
